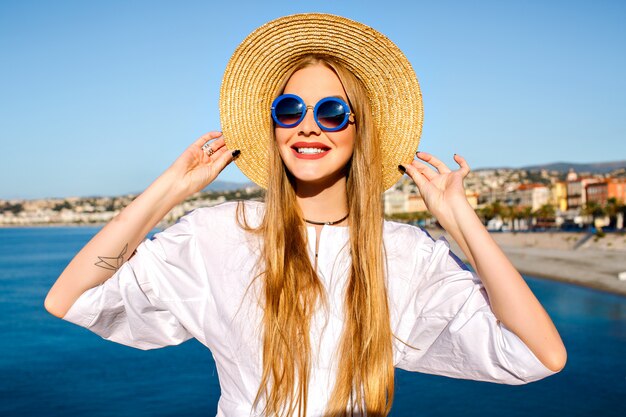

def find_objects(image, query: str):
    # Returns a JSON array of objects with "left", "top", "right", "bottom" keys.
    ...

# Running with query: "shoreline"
[
  {"left": 0, "top": 223, "right": 108, "bottom": 228},
  {"left": 427, "top": 229, "right": 626, "bottom": 298},
  {"left": 3, "top": 224, "right": 625, "bottom": 297},
  {"left": 501, "top": 267, "right": 626, "bottom": 298},
  {"left": 0, "top": 222, "right": 167, "bottom": 230}
]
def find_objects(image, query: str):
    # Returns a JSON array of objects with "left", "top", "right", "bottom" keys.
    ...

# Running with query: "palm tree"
[
  {"left": 604, "top": 198, "right": 620, "bottom": 228},
  {"left": 477, "top": 200, "right": 504, "bottom": 225},
  {"left": 499, "top": 204, "right": 510, "bottom": 229},
  {"left": 534, "top": 204, "right": 556, "bottom": 229},
  {"left": 582, "top": 201, "right": 606, "bottom": 229},
  {"left": 520, "top": 206, "right": 533, "bottom": 230}
]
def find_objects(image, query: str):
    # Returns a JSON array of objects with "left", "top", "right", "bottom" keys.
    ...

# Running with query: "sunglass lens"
[
  {"left": 317, "top": 99, "right": 348, "bottom": 130},
  {"left": 274, "top": 96, "right": 304, "bottom": 127}
]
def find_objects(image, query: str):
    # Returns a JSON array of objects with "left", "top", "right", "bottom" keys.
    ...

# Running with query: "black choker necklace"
[{"left": 304, "top": 213, "right": 349, "bottom": 226}]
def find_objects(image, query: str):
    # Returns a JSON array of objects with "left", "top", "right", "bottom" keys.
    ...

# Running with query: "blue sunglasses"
[{"left": 271, "top": 94, "right": 354, "bottom": 132}]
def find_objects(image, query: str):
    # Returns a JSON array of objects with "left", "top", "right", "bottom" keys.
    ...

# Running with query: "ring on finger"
[{"left": 201, "top": 141, "right": 215, "bottom": 157}]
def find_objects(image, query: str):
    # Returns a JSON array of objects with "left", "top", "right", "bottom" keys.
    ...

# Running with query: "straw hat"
[{"left": 219, "top": 13, "right": 423, "bottom": 191}]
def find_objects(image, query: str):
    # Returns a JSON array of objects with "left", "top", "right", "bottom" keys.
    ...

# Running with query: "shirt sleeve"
[
  {"left": 61, "top": 212, "right": 199, "bottom": 350},
  {"left": 395, "top": 233, "right": 557, "bottom": 385}
]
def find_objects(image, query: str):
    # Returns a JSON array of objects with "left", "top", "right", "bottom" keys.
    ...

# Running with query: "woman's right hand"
[{"left": 166, "top": 131, "right": 240, "bottom": 200}]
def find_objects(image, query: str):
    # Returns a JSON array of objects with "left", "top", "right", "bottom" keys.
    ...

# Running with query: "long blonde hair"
[{"left": 237, "top": 54, "right": 393, "bottom": 416}]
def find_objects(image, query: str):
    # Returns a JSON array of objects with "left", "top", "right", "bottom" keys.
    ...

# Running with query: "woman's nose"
[{"left": 298, "top": 106, "right": 321, "bottom": 135}]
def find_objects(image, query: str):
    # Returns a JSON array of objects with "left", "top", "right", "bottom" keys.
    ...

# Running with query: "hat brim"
[{"left": 219, "top": 13, "right": 423, "bottom": 191}]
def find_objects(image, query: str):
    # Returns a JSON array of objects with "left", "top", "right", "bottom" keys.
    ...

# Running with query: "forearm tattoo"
[{"left": 95, "top": 243, "right": 130, "bottom": 271}]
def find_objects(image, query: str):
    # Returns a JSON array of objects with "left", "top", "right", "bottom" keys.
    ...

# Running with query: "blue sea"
[{"left": 1, "top": 227, "right": 625, "bottom": 416}]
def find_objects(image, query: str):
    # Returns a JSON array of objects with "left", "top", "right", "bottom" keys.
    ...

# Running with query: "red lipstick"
[{"left": 290, "top": 142, "right": 331, "bottom": 160}]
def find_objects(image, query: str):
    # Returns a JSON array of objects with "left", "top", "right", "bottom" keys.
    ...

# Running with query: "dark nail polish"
[
  {"left": 398, "top": 164, "right": 406, "bottom": 173},
  {"left": 232, "top": 149, "right": 241, "bottom": 157}
]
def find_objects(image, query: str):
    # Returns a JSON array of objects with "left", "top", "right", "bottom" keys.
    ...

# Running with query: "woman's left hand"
[{"left": 400, "top": 151, "right": 471, "bottom": 230}]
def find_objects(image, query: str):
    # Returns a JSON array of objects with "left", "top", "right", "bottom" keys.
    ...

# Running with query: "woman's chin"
[{"left": 290, "top": 170, "right": 346, "bottom": 188}]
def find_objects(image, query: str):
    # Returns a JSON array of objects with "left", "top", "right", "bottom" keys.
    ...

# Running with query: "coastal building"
[
  {"left": 566, "top": 170, "right": 582, "bottom": 210},
  {"left": 383, "top": 180, "right": 477, "bottom": 215},
  {"left": 508, "top": 183, "right": 550, "bottom": 212},
  {"left": 466, "top": 191, "right": 479, "bottom": 209},
  {"left": 0, "top": 194, "right": 228, "bottom": 226},
  {"left": 552, "top": 181, "right": 568, "bottom": 212},
  {"left": 479, "top": 187, "right": 509, "bottom": 205},
  {"left": 383, "top": 189, "right": 407, "bottom": 215},
  {"left": 587, "top": 177, "right": 626, "bottom": 206},
  {"left": 607, "top": 178, "right": 626, "bottom": 204},
  {"left": 586, "top": 181, "right": 608, "bottom": 205},
  {"left": 407, "top": 194, "right": 427, "bottom": 213},
  {"left": 566, "top": 171, "right": 602, "bottom": 210}
]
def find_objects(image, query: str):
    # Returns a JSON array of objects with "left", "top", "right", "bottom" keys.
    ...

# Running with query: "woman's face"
[{"left": 274, "top": 64, "right": 356, "bottom": 187}]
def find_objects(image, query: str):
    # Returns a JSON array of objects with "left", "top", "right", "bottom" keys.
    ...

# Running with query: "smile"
[
  {"left": 296, "top": 148, "right": 326, "bottom": 154},
  {"left": 290, "top": 142, "right": 331, "bottom": 160}
]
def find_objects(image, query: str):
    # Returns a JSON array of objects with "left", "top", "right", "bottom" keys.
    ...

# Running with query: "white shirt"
[{"left": 62, "top": 200, "right": 556, "bottom": 416}]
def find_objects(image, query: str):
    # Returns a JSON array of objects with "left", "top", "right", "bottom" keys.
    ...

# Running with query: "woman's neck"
[{"left": 295, "top": 176, "right": 349, "bottom": 225}]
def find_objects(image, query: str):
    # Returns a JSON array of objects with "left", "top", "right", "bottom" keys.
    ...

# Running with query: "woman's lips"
[
  {"left": 290, "top": 142, "right": 331, "bottom": 160},
  {"left": 290, "top": 148, "right": 330, "bottom": 159}
]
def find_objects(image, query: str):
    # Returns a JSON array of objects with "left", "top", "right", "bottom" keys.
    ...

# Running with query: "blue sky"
[{"left": 1, "top": 0, "right": 624, "bottom": 200}]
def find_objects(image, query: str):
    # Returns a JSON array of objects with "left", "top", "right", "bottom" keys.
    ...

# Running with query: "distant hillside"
[
  {"left": 202, "top": 180, "right": 257, "bottom": 192},
  {"left": 522, "top": 161, "right": 626, "bottom": 173},
  {"left": 52, "top": 181, "right": 257, "bottom": 201},
  {"left": 122, "top": 180, "right": 256, "bottom": 198},
  {"left": 478, "top": 160, "right": 626, "bottom": 174}
]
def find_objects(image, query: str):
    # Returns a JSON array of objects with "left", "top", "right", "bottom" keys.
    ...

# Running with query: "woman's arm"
[
  {"left": 400, "top": 152, "right": 567, "bottom": 373},
  {"left": 44, "top": 132, "right": 236, "bottom": 319}
]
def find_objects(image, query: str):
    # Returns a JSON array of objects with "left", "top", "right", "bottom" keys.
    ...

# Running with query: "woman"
[{"left": 45, "top": 13, "right": 566, "bottom": 417}]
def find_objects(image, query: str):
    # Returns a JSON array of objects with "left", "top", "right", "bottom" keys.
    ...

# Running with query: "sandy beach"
[{"left": 427, "top": 229, "right": 626, "bottom": 297}]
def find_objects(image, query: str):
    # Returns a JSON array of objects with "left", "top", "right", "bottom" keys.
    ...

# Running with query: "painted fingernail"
[
  {"left": 232, "top": 150, "right": 241, "bottom": 158},
  {"left": 398, "top": 164, "right": 406, "bottom": 173}
]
